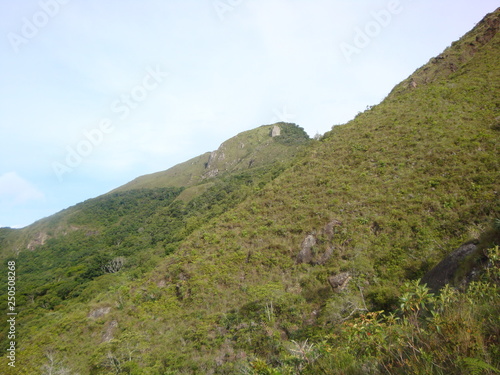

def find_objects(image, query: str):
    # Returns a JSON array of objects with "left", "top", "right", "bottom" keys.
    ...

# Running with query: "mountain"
[
  {"left": 0, "top": 122, "right": 309, "bottom": 258},
  {"left": 113, "top": 123, "right": 309, "bottom": 193},
  {"left": 1, "top": 8, "right": 499, "bottom": 375}
]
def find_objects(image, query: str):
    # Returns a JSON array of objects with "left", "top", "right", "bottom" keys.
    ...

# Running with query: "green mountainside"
[
  {"left": 1, "top": 8, "right": 499, "bottom": 375},
  {"left": 0, "top": 123, "right": 309, "bottom": 258},
  {"left": 113, "top": 123, "right": 309, "bottom": 194}
]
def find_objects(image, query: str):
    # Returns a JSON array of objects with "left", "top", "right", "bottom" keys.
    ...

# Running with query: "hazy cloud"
[{"left": 0, "top": 172, "right": 45, "bottom": 206}]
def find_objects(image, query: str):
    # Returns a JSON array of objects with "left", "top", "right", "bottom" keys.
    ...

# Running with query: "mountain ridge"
[
  {"left": 0, "top": 122, "right": 310, "bottom": 255},
  {"left": 111, "top": 123, "right": 310, "bottom": 194}
]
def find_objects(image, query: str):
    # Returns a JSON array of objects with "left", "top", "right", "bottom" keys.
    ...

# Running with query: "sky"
[{"left": 0, "top": 0, "right": 498, "bottom": 228}]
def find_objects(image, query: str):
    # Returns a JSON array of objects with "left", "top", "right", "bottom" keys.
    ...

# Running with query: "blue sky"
[{"left": 0, "top": 0, "right": 498, "bottom": 228}]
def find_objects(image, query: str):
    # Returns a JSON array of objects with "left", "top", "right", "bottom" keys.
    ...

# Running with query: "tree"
[{"left": 101, "top": 257, "right": 126, "bottom": 274}]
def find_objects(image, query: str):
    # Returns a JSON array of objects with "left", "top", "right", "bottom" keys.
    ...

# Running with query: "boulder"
[
  {"left": 317, "top": 246, "right": 334, "bottom": 265},
  {"left": 297, "top": 220, "right": 342, "bottom": 264},
  {"left": 297, "top": 234, "right": 316, "bottom": 264},
  {"left": 328, "top": 272, "right": 351, "bottom": 293},
  {"left": 323, "top": 220, "right": 342, "bottom": 239},
  {"left": 421, "top": 240, "right": 479, "bottom": 292}
]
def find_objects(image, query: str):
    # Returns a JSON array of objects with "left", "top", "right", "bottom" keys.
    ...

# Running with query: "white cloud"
[{"left": 0, "top": 172, "right": 45, "bottom": 206}]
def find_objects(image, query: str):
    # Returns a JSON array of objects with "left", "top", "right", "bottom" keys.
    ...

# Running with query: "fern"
[
  {"left": 494, "top": 218, "right": 500, "bottom": 231},
  {"left": 462, "top": 357, "right": 500, "bottom": 374}
]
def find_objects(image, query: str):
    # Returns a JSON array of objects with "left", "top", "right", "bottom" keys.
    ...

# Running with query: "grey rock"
[
  {"left": 297, "top": 234, "right": 316, "bottom": 264},
  {"left": 421, "top": 240, "right": 479, "bottom": 292},
  {"left": 317, "top": 246, "right": 334, "bottom": 265},
  {"left": 102, "top": 320, "right": 118, "bottom": 343},
  {"left": 328, "top": 272, "right": 351, "bottom": 293},
  {"left": 88, "top": 306, "right": 111, "bottom": 319},
  {"left": 27, "top": 232, "right": 49, "bottom": 250},
  {"left": 323, "top": 220, "right": 342, "bottom": 239}
]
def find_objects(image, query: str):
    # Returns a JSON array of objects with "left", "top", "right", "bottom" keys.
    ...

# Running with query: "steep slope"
[
  {"left": 123, "top": 8, "right": 498, "bottom": 372},
  {"left": 0, "top": 122, "right": 309, "bottom": 258},
  {"left": 112, "top": 123, "right": 309, "bottom": 193},
  {"left": 1, "top": 9, "right": 499, "bottom": 375},
  {"left": 391, "top": 8, "right": 500, "bottom": 94},
  {"left": 0, "top": 123, "right": 311, "bottom": 373}
]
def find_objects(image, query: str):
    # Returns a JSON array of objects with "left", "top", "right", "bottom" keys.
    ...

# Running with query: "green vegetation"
[
  {"left": 113, "top": 123, "right": 310, "bottom": 193},
  {"left": 249, "top": 246, "right": 500, "bottom": 374},
  {"left": 272, "top": 123, "right": 310, "bottom": 146},
  {"left": 0, "top": 9, "right": 499, "bottom": 374},
  {"left": 0, "top": 123, "right": 310, "bottom": 374}
]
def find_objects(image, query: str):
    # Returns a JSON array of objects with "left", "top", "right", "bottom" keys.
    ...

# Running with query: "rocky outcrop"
[
  {"left": 475, "top": 10, "right": 500, "bottom": 45},
  {"left": 271, "top": 125, "right": 281, "bottom": 137},
  {"left": 206, "top": 150, "right": 225, "bottom": 169},
  {"left": 27, "top": 232, "right": 49, "bottom": 250},
  {"left": 88, "top": 306, "right": 111, "bottom": 319},
  {"left": 175, "top": 272, "right": 191, "bottom": 301},
  {"left": 421, "top": 240, "right": 479, "bottom": 292},
  {"left": 323, "top": 219, "right": 342, "bottom": 238},
  {"left": 297, "top": 234, "right": 316, "bottom": 264},
  {"left": 203, "top": 150, "right": 225, "bottom": 179},
  {"left": 296, "top": 220, "right": 342, "bottom": 265},
  {"left": 319, "top": 246, "right": 334, "bottom": 265},
  {"left": 328, "top": 272, "right": 351, "bottom": 293},
  {"left": 102, "top": 320, "right": 118, "bottom": 343}
]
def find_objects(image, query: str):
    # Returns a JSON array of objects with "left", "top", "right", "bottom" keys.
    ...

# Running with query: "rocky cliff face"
[{"left": 201, "top": 124, "right": 291, "bottom": 179}]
